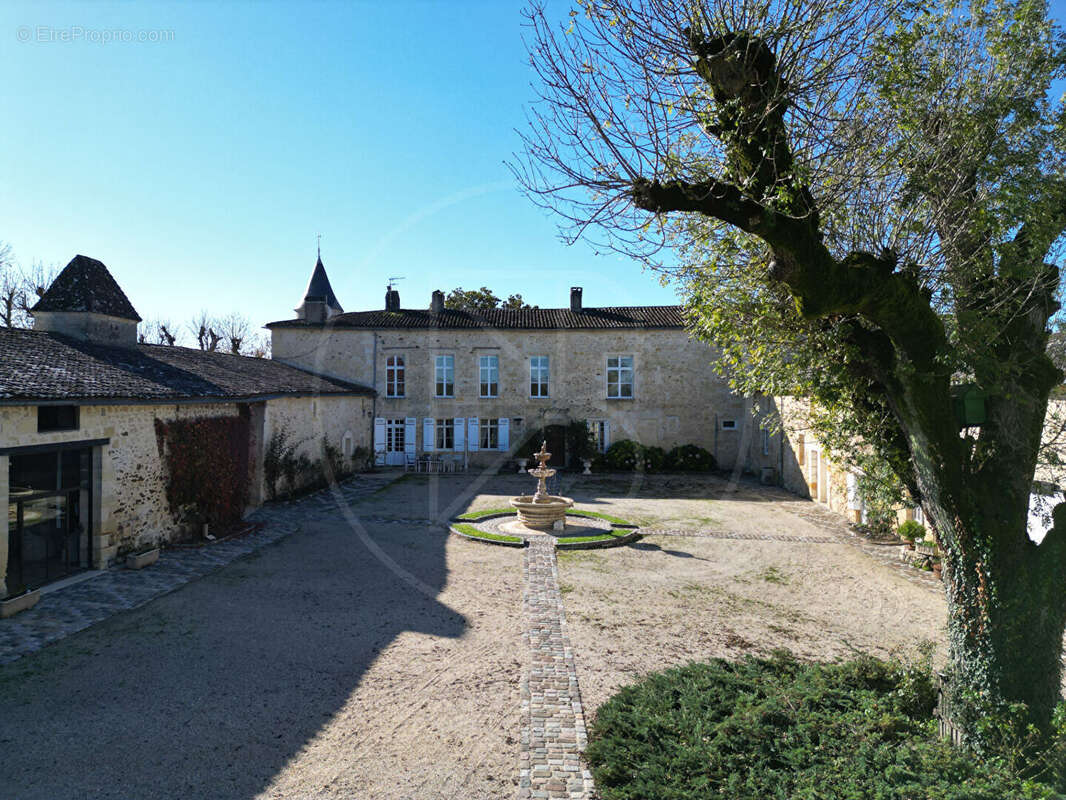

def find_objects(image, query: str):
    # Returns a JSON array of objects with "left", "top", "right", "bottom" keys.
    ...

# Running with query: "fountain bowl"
[{"left": 509, "top": 495, "right": 574, "bottom": 530}]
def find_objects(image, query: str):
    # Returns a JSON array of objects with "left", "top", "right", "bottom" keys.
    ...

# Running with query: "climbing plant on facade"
[{"left": 516, "top": 0, "right": 1066, "bottom": 744}]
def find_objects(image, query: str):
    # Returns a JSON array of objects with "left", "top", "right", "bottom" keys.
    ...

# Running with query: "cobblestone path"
[
  {"left": 0, "top": 471, "right": 403, "bottom": 664},
  {"left": 518, "top": 536, "right": 594, "bottom": 800}
]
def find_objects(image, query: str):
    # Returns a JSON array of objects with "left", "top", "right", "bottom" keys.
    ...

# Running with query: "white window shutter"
[
  {"left": 405, "top": 417, "right": 417, "bottom": 455},
  {"left": 423, "top": 418, "right": 435, "bottom": 452},
  {"left": 468, "top": 417, "right": 479, "bottom": 451},
  {"left": 498, "top": 417, "right": 510, "bottom": 451},
  {"left": 454, "top": 417, "right": 465, "bottom": 451},
  {"left": 374, "top": 417, "right": 386, "bottom": 465}
]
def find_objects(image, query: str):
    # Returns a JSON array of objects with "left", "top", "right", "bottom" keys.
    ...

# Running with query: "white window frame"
[
  {"left": 606, "top": 355, "right": 634, "bottom": 399},
  {"left": 530, "top": 355, "right": 549, "bottom": 398},
  {"left": 435, "top": 417, "right": 455, "bottom": 450},
  {"left": 434, "top": 354, "right": 454, "bottom": 398},
  {"left": 721, "top": 419, "right": 737, "bottom": 430},
  {"left": 479, "top": 355, "right": 499, "bottom": 398},
  {"left": 386, "top": 355, "right": 405, "bottom": 398},
  {"left": 480, "top": 418, "right": 499, "bottom": 450},
  {"left": 589, "top": 419, "right": 610, "bottom": 453}
]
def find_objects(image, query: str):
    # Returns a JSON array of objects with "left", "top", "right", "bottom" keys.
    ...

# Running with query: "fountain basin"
[{"left": 509, "top": 494, "right": 574, "bottom": 530}]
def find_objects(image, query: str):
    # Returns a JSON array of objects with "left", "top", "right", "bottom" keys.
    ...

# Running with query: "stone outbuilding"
[{"left": 0, "top": 255, "right": 374, "bottom": 599}]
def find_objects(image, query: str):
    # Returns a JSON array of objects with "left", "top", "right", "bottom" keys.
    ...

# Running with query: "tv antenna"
[{"left": 387, "top": 276, "right": 405, "bottom": 291}]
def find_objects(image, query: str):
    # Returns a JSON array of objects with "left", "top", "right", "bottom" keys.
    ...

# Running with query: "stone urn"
[
  {"left": 581, "top": 458, "right": 592, "bottom": 475},
  {"left": 516, "top": 458, "right": 528, "bottom": 474}
]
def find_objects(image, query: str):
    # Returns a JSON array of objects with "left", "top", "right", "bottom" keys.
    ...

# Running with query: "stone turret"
[
  {"left": 30, "top": 254, "right": 142, "bottom": 346},
  {"left": 295, "top": 254, "right": 344, "bottom": 323}
]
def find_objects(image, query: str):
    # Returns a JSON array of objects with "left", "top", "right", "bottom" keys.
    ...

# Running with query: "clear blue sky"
[
  {"left": 2, "top": 1, "right": 1065, "bottom": 335},
  {"left": 0, "top": 0, "right": 673, "bottom": 336}
]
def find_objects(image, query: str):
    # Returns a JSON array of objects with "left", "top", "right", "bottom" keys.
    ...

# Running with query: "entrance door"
[
  {"left": 385, "top": 419, "right": 406, "bottom": 466},
  {"left": 544, "top": 425, "right": 567, "bottom": 468},
  {"left": 6, "top": 448, "right": 91, "bottom": 594}
]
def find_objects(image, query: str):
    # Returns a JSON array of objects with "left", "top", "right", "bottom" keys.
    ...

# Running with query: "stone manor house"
[
  {"left": 0, "top": 251, "right": 787, "bottom": 602},
  {"left": 268, "top": 257, "right": 781, "bottom": 474}
]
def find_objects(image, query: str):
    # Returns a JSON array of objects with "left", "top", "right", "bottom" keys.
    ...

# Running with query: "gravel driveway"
[{"left": 0, "top": 471, "right": 954, "bottom": 799}]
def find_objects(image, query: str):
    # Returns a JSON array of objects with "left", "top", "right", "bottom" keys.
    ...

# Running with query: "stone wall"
[
  {"left": 0, "top": 401, "right": 243, "bottom": 594},
  {"left": 272, "top": 326, "right": 777, "bottom": 472},
  {"left": 260, "top": 395, "right": 372, "bottom": 497}
]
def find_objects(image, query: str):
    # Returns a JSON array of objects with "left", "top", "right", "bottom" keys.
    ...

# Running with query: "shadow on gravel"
[{"left": 0, "top": 507, "right": 464, "bottom": 800}]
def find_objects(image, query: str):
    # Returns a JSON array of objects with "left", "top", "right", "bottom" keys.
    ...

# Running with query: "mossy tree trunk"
[{"left": 629, "top": 30, "right": 1066, "bottom": 740}]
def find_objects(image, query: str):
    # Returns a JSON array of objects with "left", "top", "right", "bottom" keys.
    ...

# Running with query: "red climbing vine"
[{"left": 154, "top": 414, "right": 251, "bottom": 532}]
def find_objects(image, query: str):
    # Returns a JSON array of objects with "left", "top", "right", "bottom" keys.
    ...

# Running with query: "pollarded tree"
[{"left": 516, "top": 0, "right": 1066, "bottom": 741}]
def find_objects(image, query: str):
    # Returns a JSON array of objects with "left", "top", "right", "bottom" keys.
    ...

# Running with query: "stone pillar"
[
  {"left": 0, "top": 454, "right": 9, "bottom": 597},
  {"left": 92, "top": 446, "right": 117, "bottom": 569}
]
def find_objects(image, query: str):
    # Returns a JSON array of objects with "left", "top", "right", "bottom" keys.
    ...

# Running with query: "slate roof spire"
[
  {"left": 32, "top": 254, "right": 141, "bottom": 321},
  {"left": 295, "top": 252, "right": 343, "bottom": 321}
]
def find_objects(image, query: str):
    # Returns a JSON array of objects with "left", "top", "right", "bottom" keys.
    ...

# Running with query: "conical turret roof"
[{"left": 295, "top": 255, "right": 343, "bottom": 317}]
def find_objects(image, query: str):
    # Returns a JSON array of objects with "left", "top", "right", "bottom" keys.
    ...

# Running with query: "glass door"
[{"left": 6, "top": 448, "right": 91, "bottom": 595}]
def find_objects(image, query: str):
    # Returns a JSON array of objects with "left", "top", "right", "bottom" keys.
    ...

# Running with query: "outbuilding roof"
[
  {"left": 31, "top": 255, "right": 142, "bottom": 322},
  {"left": 267, "top": 305, "right": 684, "bottom": 330},
  {"left": 0, "top": 327, "right": 374, "bottom": 403}
]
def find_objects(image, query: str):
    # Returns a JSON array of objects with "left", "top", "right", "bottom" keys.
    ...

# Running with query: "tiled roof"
[
  {"left": 267, "top": 305, "right": 684, "bottom": 330},
  {"left": 32, "top": 255, "right": 142, "bottom": 321},
  {"left": 0, "top": 328, "right": 374, "bottom": 403}
]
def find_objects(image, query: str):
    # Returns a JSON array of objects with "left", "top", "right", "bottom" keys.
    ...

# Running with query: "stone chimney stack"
[
  {"left": 570, "top": 286, "right": 583, "bottom": 313},
  {"left": 385, "top": 287, "right": 401, "bottom": 312},
  {"left": 431, "top": 290, "right": 445, "bottom": 313}
]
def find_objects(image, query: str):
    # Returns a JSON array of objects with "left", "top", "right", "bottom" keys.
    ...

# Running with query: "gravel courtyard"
[{"left": 0, "top": 471, "right": 949, "bottom": 799}]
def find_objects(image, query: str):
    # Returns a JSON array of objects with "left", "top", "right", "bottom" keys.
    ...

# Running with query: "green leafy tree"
[
  {"left": 517, "top": 0, "right": 1066, "bottom": 742},
  {"left": 445, "top": 286, "right": 536, "bottom": 311}
]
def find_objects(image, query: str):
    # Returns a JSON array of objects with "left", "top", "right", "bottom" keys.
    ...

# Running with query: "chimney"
[
  {"left": 431, "top": 289, "right": 445, "bottom": 313},
  {"left": 385, "top": 287, "right": 401, "bottom": 312},
  {"left": 570, "top": 286, "right": 583, "bottom": 313}
]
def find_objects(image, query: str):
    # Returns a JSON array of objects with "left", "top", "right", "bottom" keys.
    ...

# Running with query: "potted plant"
[
  {"left": 898, "top": 519, "right": 926, "bottom": 551},
  {"left": 0, "top": 584, "right": 40, "bottom": 618},
  {"left": 126, "top": 545, "right": 161, "bottom": 570}
]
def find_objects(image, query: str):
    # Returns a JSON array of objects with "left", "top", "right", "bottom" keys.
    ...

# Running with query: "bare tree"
[
  {"left": 139, "top": 318, "right": 180, "bottom": 346},
  {"left": 219, "top": 312, "right": 251, "bottom": 355},
  {"left": 0, "top": 242, "right": 21, "bottom": 328},
  {"left": 189, "top": 311, "right": 222, "bottom": 352}
]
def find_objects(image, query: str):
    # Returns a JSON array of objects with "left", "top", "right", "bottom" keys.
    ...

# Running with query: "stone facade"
[
  {"left": 271, "top": 324, "right": 776, "bottom": 472},
  {"left": 1, "top": 395, "right": 371, "bottom": 597}
]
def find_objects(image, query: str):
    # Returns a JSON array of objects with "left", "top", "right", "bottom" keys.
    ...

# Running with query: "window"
[
  {"left": 386, "top": 356, "right": 405, "bottom": 398},
  {"left": 386, "top": 419, "right": 405, "bottom": 453},
  {"left": 38, "top": 406, "right": 79, "bottom": 433},
  {"left": 435, "top": 418, "right": 455, "bottom": 450},
  {"left": 762, "top": 428, "right": 770, "bottom": 455},
  {"left": 721, "top": 419, "right": 737, "bottom": 430},
  {"left": 480, "top": 418, "right": 499, "bottom": 450},
  {"left": 479, "top": 355, "right": 499, "bottom": 398},
  {"left": 606, "top": 355, "right": 634, "bottom": 399},
  {"left": 530, "top": 356, "right": 549, "bottom": 398},
  {"left": 434, "top": 354, "right": 454, "bottom": 397},
  {"left": 589, "top": 419, "right": 609, "bottom": 453}
]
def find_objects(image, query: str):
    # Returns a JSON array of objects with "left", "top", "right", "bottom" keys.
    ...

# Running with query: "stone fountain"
[{"left": 509, "top": 441, "right": 574, "bottom": 530}]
